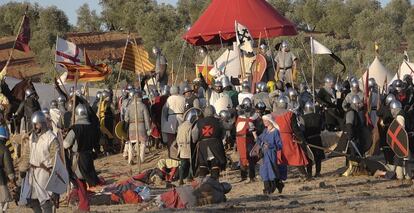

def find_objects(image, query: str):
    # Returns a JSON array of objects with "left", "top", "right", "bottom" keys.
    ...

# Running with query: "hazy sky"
[{"left": 0, "top": 0, "right": 408, "bottom": 25}]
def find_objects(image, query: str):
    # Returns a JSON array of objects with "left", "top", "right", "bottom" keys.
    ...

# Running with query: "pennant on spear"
[{"left": 1, "top": 5, "right": 31, "bottom": 79}]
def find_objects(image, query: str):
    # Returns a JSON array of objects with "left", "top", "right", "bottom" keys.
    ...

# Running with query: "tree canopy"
[{"left": 0, "top": 0, "right": 413, "bottom": 86}]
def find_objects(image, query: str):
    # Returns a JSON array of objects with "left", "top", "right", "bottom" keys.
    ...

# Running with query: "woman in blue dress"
[{"left": 257, "top": 114, "right": 285, "bottom": 194}]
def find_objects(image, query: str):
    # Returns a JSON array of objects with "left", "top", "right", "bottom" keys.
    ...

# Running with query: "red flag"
[{"left": 14, "top": 15, "right": 31, "bottom": 53}]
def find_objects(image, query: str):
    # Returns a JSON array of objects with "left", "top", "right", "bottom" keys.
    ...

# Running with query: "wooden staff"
[
  {"left": 310, "top": 37, "right": 316, "bottom": 113},
  {"left": 114, "top": 33, "right": 131, "bottom": 97},
  {"left": 133, "top": 95, "right": 141, "bottom": 173},
  {"left": 71, "top": 69, "right": 79, "bottom": 125},
  {"left": 2, "top": 7, "right": 27, "bottom": 76}
]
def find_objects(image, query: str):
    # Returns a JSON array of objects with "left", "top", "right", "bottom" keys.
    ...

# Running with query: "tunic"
[
  {"left": 273, "top": 110, "right": 309, "bottom": 166},
  {"left": 161, "top": 95, "right": 185, "bottom": 134},
  {"left": 125, "top": 99, "right": 151, "bottom": 143},
  {"left": 23, "top": 130, "right": 59, "bottom": 204},
  {"left": 258, "top": 129, "right": 283, "bottom": 181},
  {"left": 302, "top": 113, "right": 325, "bottom": 160},
  {"left": 64, "top": 117, "right": 101, "bottom": 186},
  {"left": 235, "top": 114, "right": 258, "bottom": 167},
  {"left": 176, "top": 121, "right": 193, "bottom": 159}
]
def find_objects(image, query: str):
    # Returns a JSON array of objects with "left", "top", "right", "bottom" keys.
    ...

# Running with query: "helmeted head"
[
  {"left": 255, "top": 101, "right": 266, "bottom": 114},
  {"left": 275, "top": 80, "right": 284, "bottom": 91},
  {"left": 241, "top": 81, "right": 250, "bottom": 92},
  {"left": 170, "top": 85, "right": 179, "bottom": 95},
  {"left": 267, "top": 81, "right": 275, "bottom": 93},
  {"left": 50, "top": 100, "right": 58, "bottom": 109},
  {"left": 121, "top": 88, "right": 128, "bottom": 98},
  {"left": 368, "top": 78, "right": 377, "bottom": 90},
  {"left": 403, "top": 74, "right": 413, "bottom": 86},
  {"left": 241, "top": 98, "right": 253, "bottom": 112},
  {"left": 350, "top": 95, "right": 363, "bottom": 111},
  {"left": 184, "top": 108, "right": 202, "bottom": 124},
  {"left": 203, "top": 105, "right": 215, "bottom": 117},
  {"left": 221, "top": 76, "right": 232, "bottom": 89},
  {"left": 199, "top": 46, "right": 208, "bottom": 56},
  {"left": 324, "top": 75, "right": 335, "bottom": 88},
  {"left": 75, "top": 104, "right": 88, "bottom": 120},
  {"left": 102, "top": 90, "right": 111, "bottom": 100},
  {"left": 25, "top": 88, "right": 35, "bottom": 98},
  {"left": 214, "top": 81, "right": 223, "bottom": 93},
  {"left": 219, "top": 110, "right": 231, "bottom": 122},
  {"left": 385, "top": 94, "right": 396, "bottom": 106},
  {"left": 128, "top": 89, "right": 136, "bottom": 99},
  {"left": 393, "top": 79, "right": 404, "bottom": 92},
  {"left": 182, "top": 85, "right": 193, "bottom": 96},
  {"left": 390, "top": 100, "right": 402, "bottom": 118},
  {"left": 304, "top": 101, "right": 315, "bottom": 114},
  {"left": 161, "top": 85, "right": 170, "bottom": 96},
  {"left": 287, "top": 88, "right": 298, "bottom": 101},
  {"left": 350, "top": 79, "right": 360, "bottom": 93},
  {"left": 95, "top": 91, "right": 102, "bottom": 100},
  {"left": 281, "top": 40, "right": 289, "bottom": 51},
  {"left": 276, "top": 95, "right": 289, "bottom": 109},
  {"left": 299, "top": 82, "right": 308, "bottom": 93},
  {"left": 259, "top": 43, "right": 268, "bottom": 52},
  {"left": 31, "top": 111, "right": 48, "bottom": 134},
  {"left": 256, "top": 82, "right": 267, "bottom": 93},
  {"left": 152, "top": 46, "right": 160, "bottom": 55}
]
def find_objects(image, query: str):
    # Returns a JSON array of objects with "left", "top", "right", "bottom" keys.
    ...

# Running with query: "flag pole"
[
  {"left": 3, "top": 6, "right": 27, "bottom": 73},
  {"left": 253, "top": 32, "right": 262, "bottom": 93},
  {"left": 134, "top": 38, "right": 153, "bottom": 105},
  {"left": 54, "top": 35, "right": 69, "bottom": 95},
  {"left": 264, "top": 29, "right": 276, "bottom": 81},
  {"left": 310, "top": 37, "right": 316, "bottom": 113},
  {"left": 115, "top": 33, "right": 130, "bottom": 96}
]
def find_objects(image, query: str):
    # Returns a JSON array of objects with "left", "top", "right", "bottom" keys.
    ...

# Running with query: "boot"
[
  {"left": 315, "top": 160, "right": 322, "bottom": 177},
  {"left": 275, "top": 179, "right": 284, "bottom": 193},
  {"left": 269, "top": 180, "right": 276, "bottom": 194},
  {"left": 197, "top": 166, "right": 209, "bottom": 178},
  {"left": 263, "top": 181, "right": 270, "bottom": 195},
  {"left": 211, "top": 167, "right": 220, "bottom": 180},
  {"left": 239, "top": 167, "right": 248, "bottom": 182}
]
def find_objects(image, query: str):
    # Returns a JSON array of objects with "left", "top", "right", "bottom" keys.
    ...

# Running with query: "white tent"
[
  {"left": 359, "top": 57, "right": 393, "bottom": 89},
  {"left": 390, "top": 60, "right": 414, "bottom": 83},
  {"left": 209, "top": 43, "right": 241, "bottom": 79}
]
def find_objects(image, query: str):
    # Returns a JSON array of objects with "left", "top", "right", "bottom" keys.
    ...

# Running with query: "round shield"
[{"left": 115, "top": 121, "right": 128, "bottom": 141}]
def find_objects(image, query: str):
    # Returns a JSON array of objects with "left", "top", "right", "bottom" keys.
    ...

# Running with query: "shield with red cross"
[{"left": 386, "top": 119, "right": 409, "bottom": 158}]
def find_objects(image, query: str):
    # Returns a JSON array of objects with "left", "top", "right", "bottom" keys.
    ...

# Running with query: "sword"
[{"left": 348, "top": 140, "right": 363, "bottom": 157}]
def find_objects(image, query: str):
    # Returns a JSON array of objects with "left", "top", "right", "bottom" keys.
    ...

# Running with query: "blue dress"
[{"left": 257, "top": 128, "right": 287, "bottom": 181}]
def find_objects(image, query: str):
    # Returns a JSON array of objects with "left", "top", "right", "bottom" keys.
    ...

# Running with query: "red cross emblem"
[{"left": 202, "top": 125, "right": 214, "bottom": 137}]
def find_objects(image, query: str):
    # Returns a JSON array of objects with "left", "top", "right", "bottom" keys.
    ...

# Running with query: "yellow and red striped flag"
[
  {"left": 121, "top": 41, "right": 154, "bottom": 74},
  {"left": 58, "top": 62, "right": 111, "bottom": 82}
]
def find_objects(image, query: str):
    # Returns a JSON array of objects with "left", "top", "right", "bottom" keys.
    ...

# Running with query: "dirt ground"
[{"left": 8, "top": 148, "right": 414, "bottom": 213}]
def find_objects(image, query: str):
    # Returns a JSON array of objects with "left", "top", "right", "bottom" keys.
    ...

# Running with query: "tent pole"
[{"left": 310, "top": 37, "right": 316, "bottom": 113}]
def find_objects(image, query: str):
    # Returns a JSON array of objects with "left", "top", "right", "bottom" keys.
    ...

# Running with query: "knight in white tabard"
[
  {"left": 161, "top": 86, "right": 186, "bottom": 148},
  {"left": 238, "top": 81, "right": 253, "bottom": 105},
  {"left": 48, "top": 100, "right": 61, "bottom": 134},
  {"left": 19, "top": 111, "right": 60, "bottom": 213}
]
